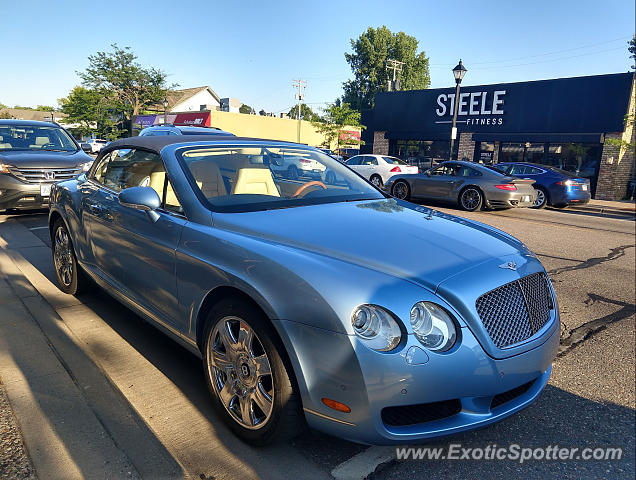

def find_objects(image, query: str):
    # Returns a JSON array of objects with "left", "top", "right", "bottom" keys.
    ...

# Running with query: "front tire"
[
  {"left": 51, "top": 219, "right": 91, "bottom": 295},
  {"left": 370, "top": 174, "right": 383, "bottom": 188},
  {"left": 459, "top": 187, "right": 483, "bottom": 211},
  {"left": 203, "top": 298, "right": 303, "bottom": 445},
  {"left": 391, "top": 180, "right": 411, "bottom": 200}
]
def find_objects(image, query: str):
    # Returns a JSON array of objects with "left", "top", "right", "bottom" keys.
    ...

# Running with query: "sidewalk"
[{"left": 567, "top": 199, "right": 635, "bottom": 217}]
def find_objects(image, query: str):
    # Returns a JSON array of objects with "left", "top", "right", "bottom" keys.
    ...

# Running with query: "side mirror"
[
  {"left": 80, "top": 143, "right": 91, "bottom": 153},
  {"left": 119, "top": 186, "right": 161, "bottom": 222},
  {"left": 426, "top": 170, "right": 431, "bottom": 177}
]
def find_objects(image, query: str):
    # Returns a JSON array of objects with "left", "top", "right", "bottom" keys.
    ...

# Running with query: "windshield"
[
  {"left": 0, "top": 124, "right": 77, "bottom": 151},
  {"left": 177, "top": 145, "right": 384, "bottom": 212}
]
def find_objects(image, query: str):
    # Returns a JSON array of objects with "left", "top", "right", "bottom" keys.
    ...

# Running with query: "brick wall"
[
  {"left": 457, "top": 132, "right": 475, "bottom": 161},
  {"left": 596, "top": 79, "right": 635, "bottom": 200},
  {"left": 372, "top": 131, "right": 389, "bottom": 155}
]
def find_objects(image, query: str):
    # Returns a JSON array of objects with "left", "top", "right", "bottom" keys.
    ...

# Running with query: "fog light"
[{"left": 321, "top": 398, "right": 351, "bottom": 413}]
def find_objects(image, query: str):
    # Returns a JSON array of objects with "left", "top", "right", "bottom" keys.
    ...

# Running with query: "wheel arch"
[{"left": 194, "top": 284, "right": 305, "bottom": 405}]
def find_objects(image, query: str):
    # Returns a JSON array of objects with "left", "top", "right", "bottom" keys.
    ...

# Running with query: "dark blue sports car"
[{"left": 490, "top": 162, "right": 591, "bottom": 209}]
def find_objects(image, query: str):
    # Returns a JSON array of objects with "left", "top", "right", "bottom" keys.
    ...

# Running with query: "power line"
[{"left": 430, "top": 36, "right": 631, "bottom": 68}]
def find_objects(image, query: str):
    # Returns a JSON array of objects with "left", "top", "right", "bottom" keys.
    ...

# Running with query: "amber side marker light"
[{"left": 321, "top": 398, "right": 352, "bottom": 413}]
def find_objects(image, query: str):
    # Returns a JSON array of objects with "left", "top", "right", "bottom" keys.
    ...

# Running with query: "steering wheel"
[{"left": 292, "top": 181, "right": 327, "bottom": 197}]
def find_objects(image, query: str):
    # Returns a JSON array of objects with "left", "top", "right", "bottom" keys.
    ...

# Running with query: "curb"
[{"left": 566, "top": 205, "right": 635, "bottom": 217}]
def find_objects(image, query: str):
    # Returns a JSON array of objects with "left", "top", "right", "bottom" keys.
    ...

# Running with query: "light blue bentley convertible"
[{"left": 49, "top": 135, "right": 560, "bottom": 445}]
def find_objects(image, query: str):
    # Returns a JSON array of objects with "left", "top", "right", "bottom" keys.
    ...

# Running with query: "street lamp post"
[
  {"left": 49, "top": 110, "right": 54, "bottom": 124},
  {"left": 163, "top": 98, "right": 168, "bottom": 125},
  {"left": 449, "top": 60, "right": 467, "bottom": 161}
]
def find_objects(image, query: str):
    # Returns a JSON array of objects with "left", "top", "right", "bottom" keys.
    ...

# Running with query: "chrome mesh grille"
[
  {"left": 475, "top": 273, "right": 553, "bottom": 349},
  {"left": 9, "top": 167, "right": 81, "bottom": 184}
]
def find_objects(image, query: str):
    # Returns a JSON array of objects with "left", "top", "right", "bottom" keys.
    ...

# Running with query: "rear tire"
[
  {"left": 459, "top": 187, "right": 483, "bottom": 211},
  {"left": 532, "top": 187, "right": 548, "bottom": 209},
  {"left": 391, "top": 180, "right": 410, "bottom": 201},
  {"left": 202, "top": 297, "right": 304, "bottom": 445},
  {"left": 51, "top": 219, "right": 92, "bottom": 295}
]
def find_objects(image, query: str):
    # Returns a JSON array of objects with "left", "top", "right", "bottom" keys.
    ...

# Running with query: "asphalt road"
[{"left": 1, "top": 204, "right": 634, "bottom": 480}]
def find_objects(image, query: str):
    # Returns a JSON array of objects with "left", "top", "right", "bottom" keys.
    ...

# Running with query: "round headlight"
[
  {"left": 410, "top": 302, "right": 456, "bottom": 352},
  {"left": 351, "top": 305, "right": 402, "bottom": 352}
]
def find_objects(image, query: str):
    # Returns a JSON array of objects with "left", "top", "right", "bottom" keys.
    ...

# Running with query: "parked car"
[
  {"left": 49, "top": 135, "right": 559, "bottom": 445},
  {"left": 139, "top": 124, "right": 234, "bottom": 136},
  {"left": 269, "top": 149, "right": 327, "bottom": 180},
  {"left": 346, "top": 154, "right": 419, "bottom": 187},
  {"left": 87, "top": 138, "right": 108, "bottom": 153},
  {"left": 489, "top": 162, "right": 591, "bottom": 209},
  {"left": 385, "top": 160, "right": 537, "bottom": 211},
  {"left": 0, "top": 120, "right": 94, "bottom": 213},
  {"left": 317, "top": 148, "right": 344, "bottom": 162}
]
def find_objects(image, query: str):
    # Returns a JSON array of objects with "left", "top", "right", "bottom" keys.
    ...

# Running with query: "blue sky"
[{"left": 0, "top": 0, "right": 633, "bottom": 114}]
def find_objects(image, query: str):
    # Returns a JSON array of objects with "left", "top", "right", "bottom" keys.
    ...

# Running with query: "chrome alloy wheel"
[
  {"left": 534, "top": 189, "right": 546, "bottom": 207},
  {"left": 53, "top": 226, "right": 74, "bottom": 287},
  {"left": 208, "top": 316, "right": 274, "bottom": 429},
  {"left": 370, "top": 175, "right": 382, "bottom": 187}
]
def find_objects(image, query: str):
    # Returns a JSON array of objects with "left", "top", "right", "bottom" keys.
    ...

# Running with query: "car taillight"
[
  {"left": 556, "top": 180, "right": 579, "bottom": 186},
  {"left": 390, "top": 166, "right": 401, "bottom": 172},
  {"left": 495, "top": 184, "right": 517, "bottom": 191}
]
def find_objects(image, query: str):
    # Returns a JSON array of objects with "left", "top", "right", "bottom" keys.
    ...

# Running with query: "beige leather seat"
[
  {"left": 148, "top": 170, "right": 180, "bottom": 207},
  {"left": 231, "top": 168, "right": 280, "bottom": 196},
  {"left": 0, "top": 135, "right": 10, "bottom": 149},
  {"left": 188, "top": 161, "right": 228, "bottom": 199},
  {"left": 29, "top": 136, "right": 50, "bottom": 149}
]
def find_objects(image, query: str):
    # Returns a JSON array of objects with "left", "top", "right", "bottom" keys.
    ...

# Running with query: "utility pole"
[
  {"left": 386, "top": 59, "right": 405, "bottom": 91},
  {"left": 292, "top": 79, "right": 306, "bottom": 143}
]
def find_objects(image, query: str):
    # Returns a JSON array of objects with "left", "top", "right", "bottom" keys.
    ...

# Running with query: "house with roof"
[{"left": 165, "top": 86, "right": 221, "bottom": 112}]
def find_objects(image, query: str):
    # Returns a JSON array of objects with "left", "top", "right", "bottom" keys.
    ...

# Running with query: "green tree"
[
  {"left": 35, "top": 105, "right": 55, "bottom": 111},
  {"left": 78, "top": 44, "right": 175, "bottom": 136},
  {"left": 629, "top": 35, "right": 635, "bottom": 70},
  {"left": 13, "top": 105, "right": 33, "bottom": 110},
  {"left": 312, "top": 102, "right": 363, "bottom": 151},
  {"left": 342, "top": 26, "right": 430, "bottom": 111},
  {"left": 239, "top": 103, "right": 255, "bottom": 114},
  {"left": 287, "top": 103, "right": 320, "bottom": 121},
  {"left": 59, "top": 87, "right": 103, "bottom": 137}
]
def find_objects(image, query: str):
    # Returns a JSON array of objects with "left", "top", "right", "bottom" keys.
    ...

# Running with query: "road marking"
[
  {"left": 331, "top": 446, "right": 395, "bottom": 480},
  {"left": 28, "top": 226, "right": 49, "bottom": 231}
]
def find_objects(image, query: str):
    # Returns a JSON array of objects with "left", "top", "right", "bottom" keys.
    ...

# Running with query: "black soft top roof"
[{"left": 103, "top": 135, "right": 306, "bottom": 155}]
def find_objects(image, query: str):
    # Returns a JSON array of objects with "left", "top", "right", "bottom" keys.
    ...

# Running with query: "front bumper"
[
  {"left": 276, "top": 315, "right": 559, "bottom": 445},
  {"left": 0, "top": 175, "right": 52, "bottom": 211}
]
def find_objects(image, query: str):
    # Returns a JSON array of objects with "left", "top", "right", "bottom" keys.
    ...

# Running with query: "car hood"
[
  {"left": 214, "top": 198, "right": 528, "bottom": 291},
  {"left": 0, "top": 149, "right": 91, "bottom": 168}
]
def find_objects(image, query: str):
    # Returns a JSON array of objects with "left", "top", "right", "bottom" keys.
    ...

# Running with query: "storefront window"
[
  {"left": 499, "top": 142, "right": 545, "bottom": 163},
  {"left": 546, "top": 143, "right": 602, "bottom": 195},
  {"left": 474, "top": 141, "right": 495, "bottom": 163},
  {"left": 389, "top": 139, "right": 458, "bottom": 166}
]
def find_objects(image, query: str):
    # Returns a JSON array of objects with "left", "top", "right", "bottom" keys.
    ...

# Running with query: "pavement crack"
[
  {"left": 558, "top": 293, "right": 635, "bottom": 356},
  {"left": 548, "top": 245, "right": 634, "bottom": 276}
]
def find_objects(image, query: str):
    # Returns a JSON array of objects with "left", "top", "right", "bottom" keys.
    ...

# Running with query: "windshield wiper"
[{"left": 40, "top": 148, "right": 72, "bottom": 152}]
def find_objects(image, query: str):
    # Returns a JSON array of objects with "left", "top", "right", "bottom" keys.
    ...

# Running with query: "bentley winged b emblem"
[{"left": 499, "top": 261, "right": 517, "bottom": 271}]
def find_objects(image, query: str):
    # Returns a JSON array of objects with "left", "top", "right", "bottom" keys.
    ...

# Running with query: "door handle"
[{"left": 89, "top": 204, "right": 103, "bottom": 214}]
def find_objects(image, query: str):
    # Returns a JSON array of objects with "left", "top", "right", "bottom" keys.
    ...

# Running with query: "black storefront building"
[{"left": 361, "top": 73, "right": 635, "bottom": 200}]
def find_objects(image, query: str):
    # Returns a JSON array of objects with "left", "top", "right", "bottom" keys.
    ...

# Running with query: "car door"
[
  {"left": 85, "top": 148, "right": 186, "bottom": 326},
  {"left": 345, "top": 155, "right": 364, "bottom": 176},
  {"left": 358, "top": 156, "right": 379, "bottom": 180},
  {"left": 415, "top": 163, "right": 458, "bottom": 198}
]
